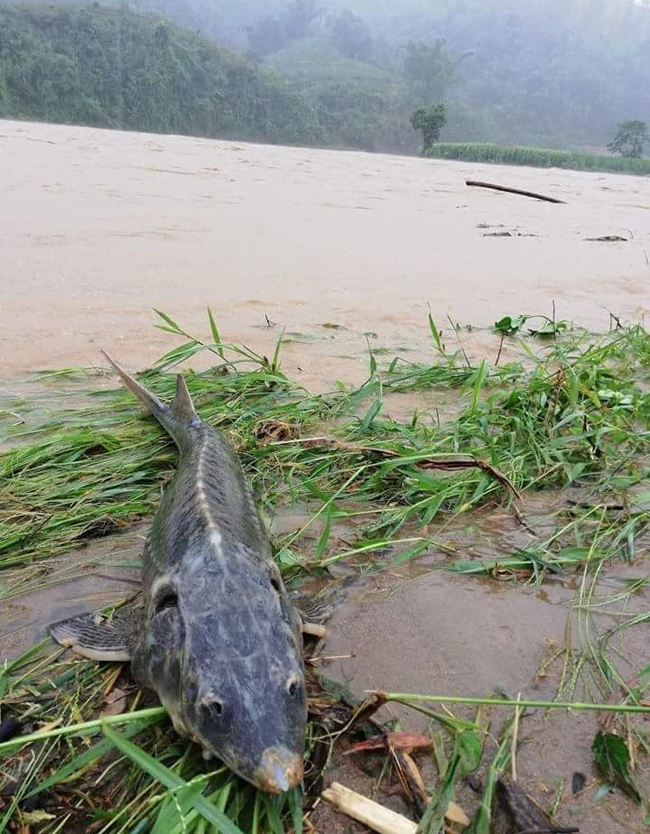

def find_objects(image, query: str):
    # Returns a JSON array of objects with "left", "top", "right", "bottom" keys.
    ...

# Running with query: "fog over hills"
[{"left": 1, "top": 0, "right": 648, "bottom": 152}]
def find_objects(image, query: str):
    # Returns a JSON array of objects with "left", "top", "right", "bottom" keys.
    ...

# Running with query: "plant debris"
[{"left": 1, "top": 310, "right": 649, "bottom": 832}]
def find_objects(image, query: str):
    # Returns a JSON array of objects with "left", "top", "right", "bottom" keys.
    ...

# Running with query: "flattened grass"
[{"left": 1, "top": 311, "right": 650, "bottom": 831}]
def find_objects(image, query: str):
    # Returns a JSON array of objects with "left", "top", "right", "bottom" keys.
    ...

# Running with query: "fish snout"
[{"left": 256, "top": 747, "right": 303, "bottom": 794}]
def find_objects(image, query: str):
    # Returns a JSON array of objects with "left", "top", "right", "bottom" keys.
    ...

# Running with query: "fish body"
[{"left": 50, "top": 354, "right": 306, "bottom": 794}]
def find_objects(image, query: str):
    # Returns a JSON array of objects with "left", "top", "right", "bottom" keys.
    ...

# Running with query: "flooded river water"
[{"left": 1, "top": 118, "right": 649, "bottom": 390}]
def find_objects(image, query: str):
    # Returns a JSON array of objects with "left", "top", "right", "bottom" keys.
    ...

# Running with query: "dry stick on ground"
[
  {"left": 466, "top": 180, "right": 567, "bottom": 204},
  {"left": 322, "top": 783, "right": 419, "bottom": 834},
  {"left": 302, "top": 622, "right": 328, "bottom": 639},
  {"left": 322, "top": 782, "right": 470, "bottom": 833},
  {"left": 497, "top": 773, "right": 576, "bottom": 834},
  {"left": 296, "top": 438, "right": 522, "bottom": 502},
  {"left": 272, "top": 437, "right": 534, "bottom": 532}
]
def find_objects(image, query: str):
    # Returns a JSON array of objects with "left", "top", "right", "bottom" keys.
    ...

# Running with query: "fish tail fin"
[{"left": 102, "top": 350, "right": 197, "bottom": 442}]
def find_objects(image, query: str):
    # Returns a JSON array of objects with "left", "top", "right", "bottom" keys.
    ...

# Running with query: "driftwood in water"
[{"left": 466, "top": 180, "right": 566, "bottom": 204}]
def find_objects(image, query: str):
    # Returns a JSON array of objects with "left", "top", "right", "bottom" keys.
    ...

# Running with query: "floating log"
[{"left": 466, "top": 180, "right": 566, "bottom": 204}]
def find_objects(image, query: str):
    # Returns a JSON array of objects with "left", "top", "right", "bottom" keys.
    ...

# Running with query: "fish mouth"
[{"left": 255, "top": 747, "right": 303, "bottom": 794}]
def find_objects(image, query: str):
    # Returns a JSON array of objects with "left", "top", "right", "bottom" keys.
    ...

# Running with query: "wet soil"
[
  {"left": 0, "top": 526, "right": 144, "bottom": 659},
  {"left": 307, "top": 564, "right": 650, "bottom": 833}
]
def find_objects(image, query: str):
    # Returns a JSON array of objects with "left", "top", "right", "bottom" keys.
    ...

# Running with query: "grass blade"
[{"left": 103, "top": 726, "right": 245, "bottom": 834}]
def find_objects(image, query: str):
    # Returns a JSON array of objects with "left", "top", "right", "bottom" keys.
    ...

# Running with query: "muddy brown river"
[
  {"left": 1, "top": 118, "right": 649, "bottom": 833},
  {"left": 1, "top": 118, "right": 649, "bottom": 390}
]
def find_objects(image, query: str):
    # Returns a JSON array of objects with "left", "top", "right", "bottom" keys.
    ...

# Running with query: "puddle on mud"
[
  {"left": 0, "top": 527, "right": 145, "bottom": 660},
  {"left": 314, "top": 565, "right": 650, "bottom": 834}
]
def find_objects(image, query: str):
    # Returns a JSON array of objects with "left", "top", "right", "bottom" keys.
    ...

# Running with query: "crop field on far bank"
[{"left": 425, "top": 142, "right": 650, "bottom": 175}]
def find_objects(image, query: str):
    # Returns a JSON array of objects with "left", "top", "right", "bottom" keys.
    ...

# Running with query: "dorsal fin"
[{"left": 173, "top": 373, "right": 196, "bottom": 420}]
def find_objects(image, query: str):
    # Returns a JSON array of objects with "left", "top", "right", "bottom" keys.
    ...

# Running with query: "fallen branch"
[
  {"left": 344, "top": 732, "right": 432, "bottom": 755},
  {"left": 466, "top": 180, "right": 566, "bottom": 204},
  {"left": 280, "top": 437, "right": 522, "bottom": 502},
  {"left": 321, "top": 782, "right": 469, "bottom": 833},
  {"left": 498, "top": 774, "right": 577, "bottom": 834}
]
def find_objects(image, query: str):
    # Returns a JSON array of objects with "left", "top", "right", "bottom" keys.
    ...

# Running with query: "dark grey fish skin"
[{"left": 98, "top": 355, "right": 307, "bottom": 793}]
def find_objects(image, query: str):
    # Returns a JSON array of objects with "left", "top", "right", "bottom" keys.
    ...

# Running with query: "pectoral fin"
[{"left": 49, "top": 612, "right": 133, "bottom": 662}]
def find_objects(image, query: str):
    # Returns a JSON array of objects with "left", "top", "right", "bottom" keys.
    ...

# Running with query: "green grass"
[
  {"left": 424, "top": 142, "right": 650, "bottom": 175},
  {"left": 1, "top": 310, "right": 650, "bottom": 831}
]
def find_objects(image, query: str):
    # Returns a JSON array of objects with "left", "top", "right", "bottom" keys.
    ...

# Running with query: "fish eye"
[
  {"left": 155, "top": 590, "right": 179, "bottom": 615},
  {"left": 270, "top": 574, "right": 282, "bottom": 594}
]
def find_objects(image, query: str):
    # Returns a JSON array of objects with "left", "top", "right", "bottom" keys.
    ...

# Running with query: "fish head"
[{"left": 132, "top": 552, "right": 307, "bottom": 794}]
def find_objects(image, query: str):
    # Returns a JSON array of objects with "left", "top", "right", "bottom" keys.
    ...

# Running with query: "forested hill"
[
  {"left": 1, "top": 0, "right": 648, "bottom": 154},
  {"left": 0, "top": 4, "right": 319, "bottom": 144},
  {"left": 18, "top": 0, "right": 641, "bottom": 152}
]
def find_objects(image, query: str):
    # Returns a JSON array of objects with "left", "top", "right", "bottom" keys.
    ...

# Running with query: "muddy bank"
[
  {"left": 1, "top": 119, "right": 649, "bottom": 391},
  {"left": 314, "top": 567, "right": 650, "bottom": 834}
]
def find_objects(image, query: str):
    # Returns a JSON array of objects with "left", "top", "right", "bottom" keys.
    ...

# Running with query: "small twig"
[
  {"left": 608, "top": 311, "right": 623, "bottom": 331},
  {"left": 513, "top": 504, "right": 538, "bottom": 537},
  {"left": 511, "top": 692, "right": 522, "bottom": 781},
  {"left": 280, "top": 437, "right": 521, "bottom": 502},
  {"left": 495, "top": 331, "right": 505, "bottom": 367},
  {"left": 447, "top": 314, "right": 471, "bottom": 368},
  {"left": 307, "top": 654, "right": 352, "bottom": 667},
  {"left": 552, "top": 300, "right": 557, "bottom": 342},
  {"left": 322, "top": 782, "right": 418, "bottom": 834},
  {"left": 466, "top": 180, "right": 566, "bottom": 204},
  {"left": 270, "top": 435, "right": 329, "bottom": 447},
  {"left": 335, "top": 693, "right": 389, "bottom": 741},
  {"left": 389, "top": 742, "right": 418, "bottom": 812},
  {"left": 321, "top": 782, "right": 469, "bottom": 833}
]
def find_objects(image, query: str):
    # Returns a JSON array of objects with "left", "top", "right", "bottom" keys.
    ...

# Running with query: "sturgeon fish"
[{"left": 49, "top": 353, "right": 307, "bottom": 794}]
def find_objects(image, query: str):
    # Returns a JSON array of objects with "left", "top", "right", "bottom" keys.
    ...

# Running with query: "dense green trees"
[
  {"left": 402, "top": 40, "right": 466, "bottom": 103},
  {"left": 353, "top": 0, "right": 650, "bottom": 149},
  {"left": 243, "top": 0, "right": 322, "bottom": 58},
  {"left": 241, "top": 0, "right": 650, "bottom": 151},
  {"left": 1, "top": 0, "right": 648, "bottom": 155},
  {"left": 0, "top": 3, "right": 415, "bottom": 152},
  {"left": 0, "top": 4, "right": 322, "bottom": 143}
]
